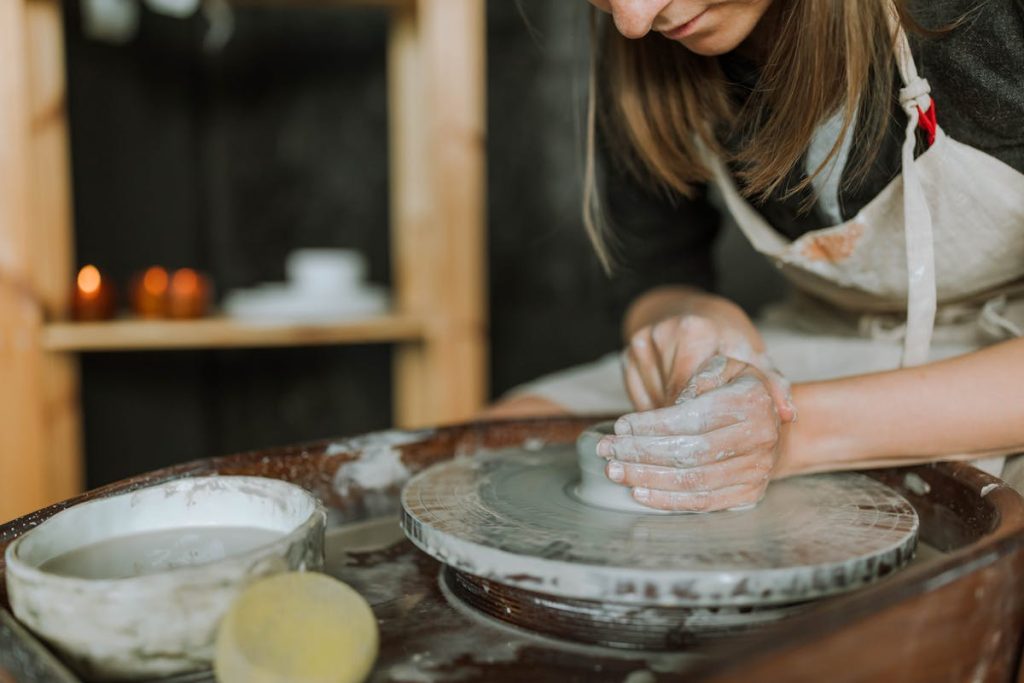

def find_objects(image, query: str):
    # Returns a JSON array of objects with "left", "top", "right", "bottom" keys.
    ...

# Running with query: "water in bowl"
[{"left": 39, "top": 526, "right": 284, "bottom": 579}]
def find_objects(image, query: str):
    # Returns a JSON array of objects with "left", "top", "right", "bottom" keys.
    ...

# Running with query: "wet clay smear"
[{"left": 39, "top": 527, "right": 284, "bottom": 579}]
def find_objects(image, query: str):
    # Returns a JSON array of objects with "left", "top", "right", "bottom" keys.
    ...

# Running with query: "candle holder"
[
  {"left": 168, "top": 268, "right": 211, "bottom": 319},
  {"left": 130, "top": 266, "right": 170, "bottom": 318},
  {"left": 71, "top": 265, "right": 116, "bottom": 321}
]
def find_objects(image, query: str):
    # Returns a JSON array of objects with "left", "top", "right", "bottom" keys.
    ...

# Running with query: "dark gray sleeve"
[
  {"left": 599, "top": 144, "right": 722, "bottom": 309},
  {"left": 911, "top": 0, "right": 1024, "bottom": 170}
]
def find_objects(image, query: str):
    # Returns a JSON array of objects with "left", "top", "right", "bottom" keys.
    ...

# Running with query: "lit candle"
[
  {"left": 131, "top": 266, "right": 170, "bottom": 318},
  {"left": 72, "top": 265, "right": 116, "bottom": 321},
  {"left": 168, "top": 268, "right": 211, "bottom": 319}
]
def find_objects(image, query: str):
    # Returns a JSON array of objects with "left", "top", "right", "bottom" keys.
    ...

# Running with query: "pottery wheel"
[{"left": 401, "top": 444, "right": 919, "bottom": 609}]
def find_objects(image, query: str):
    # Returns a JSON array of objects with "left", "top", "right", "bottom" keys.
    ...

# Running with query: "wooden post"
[
  {"left": 388, "top": 0, "right": 488, "bottom": 428},
  {"left": 0, "top": 0, "right": 49, "bottom": 522},
  {"left": 388, "top": 2, "right": 432, "bottom": 427},
  {"left": 25, "top": 0, "right": 83, "bottom": 506},
  {"left": 420, "top": 0, "right": 488, "bottom": 423},
  {"left": 0, "top": 0, "right": 80, "bottom": 522}
]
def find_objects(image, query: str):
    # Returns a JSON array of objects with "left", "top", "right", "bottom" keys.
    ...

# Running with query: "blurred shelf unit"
[{"left": 0, "top": 0, "right": 487, "bottom": 521}]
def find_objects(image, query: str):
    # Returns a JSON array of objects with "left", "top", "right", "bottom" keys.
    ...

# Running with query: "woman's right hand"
[{"left": 622, "top": 311, "right": 796, "bottom": 422}]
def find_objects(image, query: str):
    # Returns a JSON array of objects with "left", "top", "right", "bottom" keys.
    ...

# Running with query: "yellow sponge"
[{"left": 215, "top": 572, "right": 378, "bottom": 683}]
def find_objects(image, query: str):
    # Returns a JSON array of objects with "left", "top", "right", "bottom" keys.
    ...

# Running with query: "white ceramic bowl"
[{"left": 4, "top": 476, "right": 326, "bottom": 681}]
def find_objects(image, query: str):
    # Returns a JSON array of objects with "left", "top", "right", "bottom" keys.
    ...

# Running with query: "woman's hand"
[
  {"left": 623, "top": 312, "right": 796, "bottom": 422},
  {"left": 600, "top": 355, "right": 790, "bottom": 512}
]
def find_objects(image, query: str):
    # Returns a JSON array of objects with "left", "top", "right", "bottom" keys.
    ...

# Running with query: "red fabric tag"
[{"left": 916, "top": 97, "right": 937, "bottom": 147}]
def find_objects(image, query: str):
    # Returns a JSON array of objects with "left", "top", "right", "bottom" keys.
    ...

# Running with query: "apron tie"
[
  {"left": 980, "top": 295, "right": 1024, "bottom": 339},
  {"left": 898, "top": 78, "right": 931, "bottom": 110},
  {"left": 892, "top": 15, "right": 938, "bottom": 367},
  {"left": 859, "top": 298, "right": 1008, "bottom": 346}
]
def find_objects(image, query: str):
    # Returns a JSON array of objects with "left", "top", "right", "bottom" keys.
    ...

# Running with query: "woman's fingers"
[
  {"left": 605, "top": 452, "right": 772, "bottom": 492},
  {"left": 650, "top": 316, "right": 716, "bottom": 400},
  {"left": 625, "top": 332, "right": 666, "bottom": 407},
  {"left": 683, "top": 354, "right": 796, "bottom": 425},
  {"left": 622, "top": 354, "right": 655, "bottom": 412},
  {"left": 622, "top": 315, "right": 793, "bottom": 421},
  {"left": 614, "top": 374, "right": 773, "bottom": 436},
  {"left": 597, "top": 421, "right": 774, "bottom": 467},
  {"left": 623, "top": 315, "right": 726, "bottom": 411},
  {"left": 676, "top": 354, "right": 746, "bottom": 401},
  {"left": 632, "top": 483, "right": 767, "bottom": 513},
  {"left": 764, "top": 370, "right": 797, "bottom": 423},
  {"left": 606, "top": 342, "right": 786, "bottom": 514}
]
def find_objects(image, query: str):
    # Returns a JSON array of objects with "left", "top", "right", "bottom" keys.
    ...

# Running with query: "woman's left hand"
[{"left": 597, "top": 354, "right": 786, "bottom": 512}]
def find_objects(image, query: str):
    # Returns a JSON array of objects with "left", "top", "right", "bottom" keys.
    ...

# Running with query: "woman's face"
[{"left": 588, "top": 0, "right": 775, "bottom": 56}]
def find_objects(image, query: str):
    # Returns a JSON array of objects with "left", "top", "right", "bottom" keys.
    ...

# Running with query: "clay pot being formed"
[{"left": 575, "top": 421, "right": 671, "bottom": 514}]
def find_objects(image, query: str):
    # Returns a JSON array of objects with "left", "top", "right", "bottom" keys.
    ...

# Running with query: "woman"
[{"left": 493, "top": 0, "right": 1024, "bottom": 512}]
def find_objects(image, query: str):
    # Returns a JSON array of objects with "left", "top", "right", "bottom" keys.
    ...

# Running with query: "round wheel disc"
[{"left": 400, "top": 445, "right": 918, "bottom": 607}]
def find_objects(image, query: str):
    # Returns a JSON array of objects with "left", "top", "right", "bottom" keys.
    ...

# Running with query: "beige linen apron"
[
  {"left": 707, "top": 20, "right": 1024, "bottom": 482},
  {"left": 513, "top": 19, "right": 1024, "bottom": 485}
]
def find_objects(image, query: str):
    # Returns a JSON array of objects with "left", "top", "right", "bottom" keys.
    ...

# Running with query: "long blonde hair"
[{"left": 584, "top": 1, "right": 918, "bottom": 270}]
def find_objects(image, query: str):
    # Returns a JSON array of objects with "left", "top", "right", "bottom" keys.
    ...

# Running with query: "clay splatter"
[
  {"left": 902, "top": 473, "right": 931, "bottom": 496},
  {"left": 329, "top": 430, "right": 434, "bottom": 519},
  {"left": 330, "top": 430, "right": 433, "bottom": 493},
  {"left": 801, "top": 222, "right": 865, "bottom": 262}
]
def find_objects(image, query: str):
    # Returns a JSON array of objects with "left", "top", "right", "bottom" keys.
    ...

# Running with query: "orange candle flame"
[
  {"left": 73, "top": 264, "right": 115, "bottom": 320},
  {"left": 142, "top": 266, "right": 169, "bottom": 296},
  {"left": 171, "top": 268, "right": 199, "bottom": 294},
  {"left": 77, "top": 265, "right": 102, "bottom": 296}
]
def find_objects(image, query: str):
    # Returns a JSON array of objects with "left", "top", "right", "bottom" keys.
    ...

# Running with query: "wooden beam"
[
  {"left": 390, "top": 0, "right": 487, "bottom": 428},
  {"left": 25, "top": 0, "right": 83, "bottom": 508},
  {"left": 419, "top": 0, "right": 488, "bottom": 424},
  {"left": 0, "top": 0, "right": 49, "bottom": 522},
  {"left": 389, "top": 0, "right": 488, "bottom": 428},
  {"left": 388, "top": 1, "right": 432, "bottom": 427},
  {"left": 25, "top": 0, "right": 73, "bottom": 319}
]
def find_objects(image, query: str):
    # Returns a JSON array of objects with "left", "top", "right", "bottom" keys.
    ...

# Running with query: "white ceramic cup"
[{"left": 285, "top": 248, "right": 368, "bottom": 294}]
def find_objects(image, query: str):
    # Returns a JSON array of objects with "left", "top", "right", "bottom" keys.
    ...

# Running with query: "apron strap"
[{"left": 889, "top": 7, "right": 938, "bottom": 367}]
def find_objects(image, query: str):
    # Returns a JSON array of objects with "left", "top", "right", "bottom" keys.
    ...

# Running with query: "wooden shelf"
[
  {"left": 230, "top": 0, "right": 414, "bottom": 9},
  {"left": 42, "top": 314, "right": 426, "bottom": 352}
]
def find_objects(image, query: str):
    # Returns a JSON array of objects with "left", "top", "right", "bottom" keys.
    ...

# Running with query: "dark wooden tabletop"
[{"left": 2, "top": 416, "right": 1024, "bottom": 683}]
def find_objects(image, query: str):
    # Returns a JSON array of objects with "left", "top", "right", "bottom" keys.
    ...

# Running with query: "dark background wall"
[{"left": 64, "top": 1, "right": 783, "bottom": 487}]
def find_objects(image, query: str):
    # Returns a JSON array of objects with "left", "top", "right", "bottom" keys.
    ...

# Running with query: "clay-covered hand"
[
  {"left": 599, "top": 355, "right": 790, "bottom": 512},
  {"left": 622, "top": 314, "right": 795, "bottom": 423}
]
